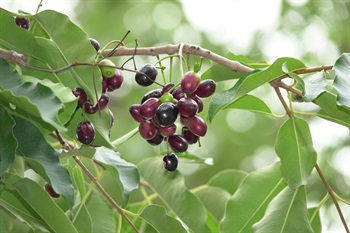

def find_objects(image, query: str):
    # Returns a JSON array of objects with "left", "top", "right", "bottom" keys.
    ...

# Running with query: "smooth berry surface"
[
  {"left": 135, "top": 64, "right": 158, "bottom": 86},
  {"left": 89, "top": 38, "right": 100, "bottom": 51},
  {"left": 107, "top": 70, "right": 124, "bottom": 91},
  {"left": 15, "top": 17, "right": 30, "bottom": 29},
  {"left": 163, "top": 153, "right": 178, "bottom": 172},
  {"left": 168, "top": 134, "right": 188, "bottom": 152},
  {"left": 72, "top": 87, "right": 87, "bottom": 108},
  {"left": 154, "top": 102, "right": 179, "bottom": 127},
  {"left": 194, "top": 79, "right": 216, "bottom": 98},
  {"left": 44, "top": 183, "right": 60, "bottom": 198},
  {"left": 76, "top": 121, "right": 95, "bottom": 145},
  {"left": 181, "top": 71, "right": 201, "bottom": 94}
]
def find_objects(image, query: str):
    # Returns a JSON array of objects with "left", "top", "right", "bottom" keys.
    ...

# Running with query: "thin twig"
[
  {"left": 73, "top": 156, "right": 140, "bottom": 233},
  {"left": 273, "top": 86, "right": 292, "bottom": 117},
  {"left": 315, "top": 163, "right": 349, "bottom": 233}
]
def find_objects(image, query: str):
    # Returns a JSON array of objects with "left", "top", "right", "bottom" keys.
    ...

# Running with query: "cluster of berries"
[
  {"left": 129, "top": 65, "right": 216, "bottom": 172},
  {"left": 74, "top": 39, "right": 124, "bottom": 145}
]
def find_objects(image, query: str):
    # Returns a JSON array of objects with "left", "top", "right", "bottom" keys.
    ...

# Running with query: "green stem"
[
  {"left": 156, "top": 55, "right": 166, "bottom": 84},
  {"left": 334, "top": 192, "right": 350, "bottom": 205},
  {"left": 310, "top": 193, "right": 329, "bottom": 224}
]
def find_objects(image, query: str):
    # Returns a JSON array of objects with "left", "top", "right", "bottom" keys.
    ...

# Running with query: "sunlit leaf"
[
  {"left": 12, "top": 116, "right": 74, "bottom": 207},
  {"left": 252, "top": 186, "right": 313, "bottom": 233},
  {"left": 224, "top": 94, "right": 273, "bottom": 116},
  {"left": 333, "top": 53, "right": 350, "bottom": 107},
  {"left": 139, "top": 157, "right": 211, "bottom": 233},
  {"left": 209, "top": 57, "right": 306, "bottom": 121},
  {"left": 140, "top": 204, "right": 187, "bottom": 233},
  {"left": 316, "top": 91, "right": 350, "bottom": 128},
  {"left": 94, "top": 148, "right": 140, "bottom": 206},
  {"left": 0, "top": 106, "right": 17, "bottom": 175},
  {"left": 275, "top": 117, "right": 317, "bottom": 189},
  {"left": 220, "top": 163, "right": 286, "bottom": 233},
  {"left": 302, "top": 71, "right": 327, "bottom": 102}
]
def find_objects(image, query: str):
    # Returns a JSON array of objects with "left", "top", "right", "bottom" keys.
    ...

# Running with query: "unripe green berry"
[
  {"left": 99, "top": 59, "right": 116, "bottom": 78},
  {"left": 160, "top": 92, "right": 174, "bottom": 103}
]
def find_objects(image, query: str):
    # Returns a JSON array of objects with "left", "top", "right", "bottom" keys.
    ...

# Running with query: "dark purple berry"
[
  {"left": 159, "top": 124, "right": 177, "bottom": 137},
  {"left": 188, "top": 116, "right": 207, "bottom": 137},
  {"left": 76, "top": 121, "right": 95, "bottom": 145},
  {"left": 172, "top": 86, "right": 185, "bottom": 100},
  {"left": 154, "top": 102, "right": 178, "bottom": 127},
  {"left": 168, "top": 134, "right": 188, "bottom": 152},
  {"left": 182, "top": 126, "right": 198, "bottom": 144},
  {"left": 97, "top": 93, "right": 109, "bottom": 110},
  {"left": 181, "top": 72, "right": 201, "bottom": 94},
  {"left": 177, "top": 97, "right": 198, "bottom": 117},
  {"left": 141, "top": 89, "right": 162, "bottom": 104},
  {"left": 147, "top": 129, "right": 164, "bottom": 146},
  {"left": 140, "top": 97, "right": 160, "bottom": 119},
  {"left": 44, "top": 183, "right": 60, "bottom": 198},
  {"left": 102, "top": 78, "right": 108, "bottom": 92},
  {"left": 89, "top": 38, "right": 100, "bottom": 51},
  {"left": 163, "top": 153, "right": 178, "bottom": 172},
  {"left": 194, "top": 79, "right": 216, "bottom": 98},
  {"left": 188, "top": 94, "right": 203, "bottom": 113},
  {"left": 84, "top": 103, "right": 97, "bottom": 114},
  {"left": 162, "top": 82, "right": 175, "bottom": 93},
  {"left": 107, "top": 70, "right": 124, "bottom": 91},
  {"left": 139, "top": 120, "right": 157, "bottom": 140},
  {"left": 15, "top": 17, "right": 30, "bottom": 29},
  {"left": 72, "top": 88, "right": 87, "bottom": 108},
  {"left": 129, "top": 104, "right": 144, "bottom": 122},
  {"left": 135, "top": 64, "right": 158, "bottom": 86}
]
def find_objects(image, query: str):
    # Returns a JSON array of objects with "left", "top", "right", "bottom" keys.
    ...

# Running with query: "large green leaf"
[
  {"left": 0, "top": 58, "right": 65, "bottom": 131},
  {"left": 0, "top": 9, "right": 45, "bottom": 60},
  {"left": 209, "top": 57, "right": 306, "bottom": 121},
  {"left": 316, "top": 91, "right": 350, "bottom": 128},
  {"left": 138, "top": 157, "right": 211, "bottom": 233},
  {"left": 140, "top": 205, "right": 187, "bottom": 233},
  {"left": 71, "top": 204, "right": 92, "bottom": 233},
  {"left": 220, "top": 162, "right": 286, "bottom": 233},
  {"left": 207, "top": 169, "right": 248, "bottom": 195},
  {"left": 28, "top": 10, "right": 102, "bottom": 104},
  {"left": 0, "top": 106, "right": 17, "bottom": 175},
  {"left": 275, "top": 117, "right": 317, "bottom": 189},
  {"left": 11, "top": 178, "right": 78, "bottom": 233},
  {"left": 224, "top": 94, "right": 273, "bottom": 116},
  {"left": 94, "top": 148, "right": 140, "bottom": 206},
  {"left": 85, "top": 190, "right": 116, "bottom": 233},
  {"left": 333, "top": 53, "right": 350, "bottom": 107},
  {"left": 252, "top": 186, "right": 313, "bottom": 233},
  {"left": 12, "top": 116, "right": 74, "bottom": 207},
  {"left": 309, "top": 207, "right": 322, "bottom": 233}
]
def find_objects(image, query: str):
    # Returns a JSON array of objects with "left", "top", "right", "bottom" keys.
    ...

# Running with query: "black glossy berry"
[
  {"left": 76, "top": 121, "right": 95, "bottom": 145},
  {"left": 72, "top": 87, "right": 87, "bottom": 108},
  {"left": 168, "top": 134, "right": 188, "bottom": 152},
  {"left": 135, "top": 64, "right": 158, "bottom": 86},
  {"left": 141, "top": 89, "right": 162, "bottom": 104},
  {"left": 163, "top": 153, "right": 178, "bottom": 172},
  {"left": 15, "top": 17, "right": 30, "bottom": 29},
  {"left": 44, "top": 183, "right": 60, "bottom": 198},
  {"left": 89, "top": 38, "right": 100, "bottom": 51},
  {"left": 154, "top": 102, "right": 178, "bottom": 127}
]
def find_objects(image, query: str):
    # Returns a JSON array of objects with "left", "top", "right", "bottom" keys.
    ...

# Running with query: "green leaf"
[
  {"left": 252, "top": 186, "right": 313, "bottom": 233},
  {"left": 220, "top": 162, "right": 286, "bottom": 233},
  {"left": 209, "top": 57, "right": 306, "bottom": 121},
  {"left": 94, "top": 148, "right": 140, "bottom": 205},
  {"left": 71, "top": 204, "right": 92, "bottom": 233},
  {"left": 207, "top": 169, "right": 248, "bottom": 195},
  {"left": 0, "top": 106, "right": 17, "bottom": 175},
  {"left": 139, "top": 157, "right": 211, "bottom": 233},
  {"left": 0, "top": 58, "right": 66, "bottom": 131},
  {"left": 275, "top": 117, "right": 317, "bottom": 189},
  {"left": 12, "top": 116, "right": 74, "bottom": 207},
  {"left": 308, "top": 207, "right": 322, "bottom": 233},
  {"left": 0, "top": 9, "right": 45, "bottom": 60},
  {"left": 12, "top": 178, "right": 78, "bottom": 233},
  {"left": 333, "top": 53, "right": 350, "bottom": 107},
  {"left": 140, "top": 204, "right": 187, "bottom": 233},
  {"left": 224, "top": 94, "right": 273, "bottom": 116},
  {"left": 21, "top": 75, "right": 77, "bottom": 126},
  {"left": 85, "top": 190, "right": 116, "bottom": 233},
  {"left": 29, "top": 10, "right": 102, "bottom": 104},
  {"left": 196, "top": 186, "right": 231, "bottom": 221},
  {"left": 302, "top": 71, "right": 327, "bottom": 102},
  {"left": 316, "top": 91, "right": 350, "bottom": 128},
  {"left": 70, "top": 165, "right": 87, "bottom": 200}
]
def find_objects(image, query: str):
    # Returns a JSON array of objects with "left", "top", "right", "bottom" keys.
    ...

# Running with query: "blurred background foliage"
[
  {"left": 71, "top": 1, "right": 349, "bottom": 230},
  {"left": 2, "top": 0, "right": 349, "bottom": 231}
]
